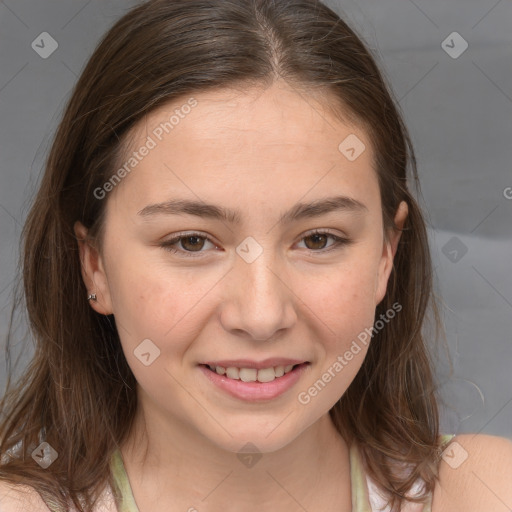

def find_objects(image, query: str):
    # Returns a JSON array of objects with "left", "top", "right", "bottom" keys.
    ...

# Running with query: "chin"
[{"left": 204, "top": 422, "right": 304, "bottom": 455}]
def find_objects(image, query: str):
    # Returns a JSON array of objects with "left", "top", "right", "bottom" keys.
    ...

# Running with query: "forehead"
[
  {"left": 134, "top": 81, "right": 366, "bottom": 155},
  {"left": 108, "top": 81, "right": 380, "bottom": 219}
]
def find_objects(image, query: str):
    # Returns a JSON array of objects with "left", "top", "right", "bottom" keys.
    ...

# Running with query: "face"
[{"left": 76, "top": 80, "right": 407, "bottom": 454}]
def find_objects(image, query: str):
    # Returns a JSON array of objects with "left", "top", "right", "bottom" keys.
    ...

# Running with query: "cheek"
[
  {"left": 295, "top": 255, "right": 380, "bottom": 336},
  {"left": 293, "top": 266, "right": 378, "bottom": 410},
  {"left": 105, "top": 234, "right": 380, "bottom": 361},
  {"left": 106, "top": 253, "right": 219, "bottom": 354}
]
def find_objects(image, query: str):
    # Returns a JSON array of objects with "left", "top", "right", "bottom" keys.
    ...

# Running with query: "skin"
[
  {"left": 74, "top": 78, "right": 409, "bottom": 511},
  {"left": 1, "top": 81, "right": 511, "bottom": 512}
]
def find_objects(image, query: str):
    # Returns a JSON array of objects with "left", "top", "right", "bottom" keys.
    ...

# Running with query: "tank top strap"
[
  {"left": 350, "top": 434, "right": 457, "bottom": 512},
  {"left": 110, "top": 435, "right": 457, "bottom": 512},
  {"left": 350, "top": 440, "right": 374, "bottom": 511},
  {"left": 439, "top": 433, "right": 456, "bottom": 447},
  {"left": 110, "top": 448, "right": 140, "bottom": 512}
]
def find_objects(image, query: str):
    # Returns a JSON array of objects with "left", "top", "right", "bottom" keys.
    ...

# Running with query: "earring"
[{"left": 87, "top": 293, "right": 97, "bottom": 301}]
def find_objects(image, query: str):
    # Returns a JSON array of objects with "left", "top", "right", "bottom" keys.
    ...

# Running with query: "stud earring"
[{"left": 87, "top": 293, "right": 97, "bottom": 301}]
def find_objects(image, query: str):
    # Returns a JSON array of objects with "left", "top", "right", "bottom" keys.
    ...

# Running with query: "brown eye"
[
  {"left": 297, "top": 230, "right": 351, "bottom": 253},
  {"left": 160, "top": 230, "right": 351, "bottom": 258},
  {"left": 160, "top": 233, "right": 215, "bottom": 256},
  {"left": 180, "top": 235, "right": 206, "bottom": 252},
  {"left": 303, "top": 233, "right": 330, "bottom": 250}
]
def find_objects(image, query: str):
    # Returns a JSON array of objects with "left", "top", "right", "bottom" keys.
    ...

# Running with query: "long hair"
[{"left": 0, "top": 1, "right": 450, "bottom": 510}]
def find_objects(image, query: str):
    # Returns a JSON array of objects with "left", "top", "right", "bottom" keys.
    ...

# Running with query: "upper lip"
[{"left": 202, "top": 358, "right": 308, "bottom": 369}]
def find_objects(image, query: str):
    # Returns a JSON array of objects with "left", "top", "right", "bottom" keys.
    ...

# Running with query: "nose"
[{"left": 219, "top": 249, "right": 297, "bottom": 341}]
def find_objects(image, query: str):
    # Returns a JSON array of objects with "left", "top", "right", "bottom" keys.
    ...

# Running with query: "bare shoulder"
[
  {"left": 432, "top": 433, "right": 512, "bottom": 512},
  {"left": 0, "top": 480, "right": 51, "bottom": 511}
]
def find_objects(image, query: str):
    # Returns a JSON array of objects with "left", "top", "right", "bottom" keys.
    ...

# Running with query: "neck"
[{"left": 120, "top": 396, "right": 352, "bottom": 512}]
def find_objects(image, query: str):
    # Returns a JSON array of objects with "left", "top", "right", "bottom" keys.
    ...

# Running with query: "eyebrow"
[{"left": 137, "top": 195, "right": 368, "bottom": 224}]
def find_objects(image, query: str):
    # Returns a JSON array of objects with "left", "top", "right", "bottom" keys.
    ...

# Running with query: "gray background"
[{"left": 0, "top": 0, "right": 511, "bottom": 438}]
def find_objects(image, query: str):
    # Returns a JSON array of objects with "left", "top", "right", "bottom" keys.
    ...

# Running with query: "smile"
[
  {"left": 206, "top": 364, "right": 297, "bottom": 383},
  {"left": 199, "top": 362, "right": 310, "bottom": 401}
]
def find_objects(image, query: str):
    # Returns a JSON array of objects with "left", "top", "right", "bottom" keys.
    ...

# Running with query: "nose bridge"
[
  {"left": 223, "top": 236, "right": 295, "bottom": 339},
  {"left": 237, "top": 238, "right": 283, "bottom": 307}
]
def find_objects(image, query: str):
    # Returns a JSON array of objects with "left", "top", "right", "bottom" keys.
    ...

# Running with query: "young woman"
[{"left": 1, "top": 1, "right": 511, "bottom": 511}]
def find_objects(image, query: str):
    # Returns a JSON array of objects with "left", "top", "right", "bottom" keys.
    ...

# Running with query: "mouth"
[
  {"left": 199, "top": 361, "right": 310, "bottom": 401},
  {"left": 201, "top": 362, "right": 308, "bottom": 383}
]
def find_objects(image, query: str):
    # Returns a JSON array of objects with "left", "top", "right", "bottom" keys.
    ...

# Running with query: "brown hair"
[{"left": 0, "top": 0, "right": 451, "bottom": 510}]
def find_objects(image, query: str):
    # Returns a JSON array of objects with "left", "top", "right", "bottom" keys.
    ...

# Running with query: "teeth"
[
  {"left": 207, "top": 363, "right": 299, "bottom": 382},
  {"left": 239, "top": 368, "right": 257, "bottom": 382},
  {"left": 226, "top": 367, "right": 239, "bottom": 379},
  {"left": 256, "top": 368, "right": 276, "bottom": 383}
]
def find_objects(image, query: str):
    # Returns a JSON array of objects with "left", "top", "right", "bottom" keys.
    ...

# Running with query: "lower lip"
[{"left": 199, "top": 363, "right": 310, "bottom": 402}]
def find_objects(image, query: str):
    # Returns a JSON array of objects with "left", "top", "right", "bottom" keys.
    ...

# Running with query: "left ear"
[{"left": 374, "top": 200, "right": 408, "bottom": 306}]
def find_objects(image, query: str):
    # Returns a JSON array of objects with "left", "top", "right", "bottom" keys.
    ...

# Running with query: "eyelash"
[{"left": 159, "top": 229, "right": 352, "bottom": 258}]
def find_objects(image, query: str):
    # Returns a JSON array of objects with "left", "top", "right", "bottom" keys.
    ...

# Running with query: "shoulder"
[
  {"left": 432, "top": 433, "right": 512, "bottom": 512},
  {"left": 0, "top": 480, "right": 50, "bottom": 511}
]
